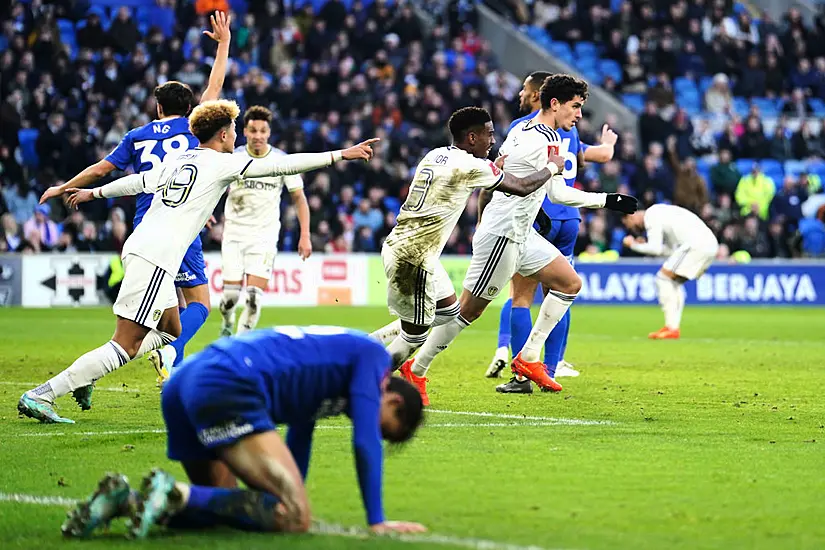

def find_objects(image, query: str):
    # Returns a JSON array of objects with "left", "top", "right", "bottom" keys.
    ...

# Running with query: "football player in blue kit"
[
  {"left": 487, "top": 71, "right": 617, "bottom": 392},
  {"left": 61, "top": 326, "right": 427, "bottom": 539},
  {"left": 40, "top": 12, "right": 233, "bottom": 382}
]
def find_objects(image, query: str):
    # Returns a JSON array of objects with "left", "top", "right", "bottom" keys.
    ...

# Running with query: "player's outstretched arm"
[
  {"left": 64, "top": 174, "right": 147, "bottom": 209},
  {"left": 492, "top": 151, "right": 562, "bottom": 197},
  {"left": 201, "top": 11, "right": 231, "bottom": 103},
  {"left": 241, "top": 139, "right": 379, "bottom": 178},
  {"left": 546, "top": 175, "right": 638, "bottom": 213},
  {"left": 40, "top": 159, "right": 117, "bottom": 204},
  {"left": 289, "top": 189, "right": 312, "bottom": 259}
]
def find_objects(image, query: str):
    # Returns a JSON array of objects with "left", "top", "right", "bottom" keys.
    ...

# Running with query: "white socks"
[
  {"left": 520, "top": 290, "right": 576, "bottom": 363},
  {"left": 238, "top": 286, "right": 263, "bottom": 333},
  {"left": 411, "top": 315, "right": 470, "bottom": 376},
  {"left": 137, "top": 329, "right": 175, "bottom": 357},
  {"left": 656, "top": 274, "right": 684, "bottom": 330},
  {"left": 370, "top": 319, "right": 401, "bottom": 345},
  {"left": 220, "top": 283, "right": 242, "bottom": 331},
  {"left": 29, "top": 340, "right": 130, "bottom": 403},
  {"left": 387, "top": 330, "right": 428, "bottom": 369}
]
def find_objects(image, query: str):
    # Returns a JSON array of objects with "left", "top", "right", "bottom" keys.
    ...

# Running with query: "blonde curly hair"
[{"left": 189, "top": 100, "right": 240, "bottom": 143}]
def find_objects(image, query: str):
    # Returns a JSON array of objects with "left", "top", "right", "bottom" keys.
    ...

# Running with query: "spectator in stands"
[
  {"left": 195, "top": 0, "right": 230, "bottom": 16},
  {"left": 1, "top": 212, "right": 22, "bottom": 252},
  {"left": 739, "top": 216, "right": 770, "bottom": 258},
  {"left": 36, "top": 112, "right": 66, "bottom": 170},
  {"left": 771, "top": 176, "right": 808, "bottom": 230},
  {"left": 638, "top": 102, "right": 671, "bottom": 152},
  {"left": 767, "top": 219, "right": 793, "bottom": 258},
  {"left": 690, "top": 119, "right": 717, "bottom": 158},
  {"left": 736, "top": 52, "right": 766, "bottom": 98},
  {"left": 23, "top": 203, "right": 59, "bottom": 251},
  {"left": 764, "top": 53, "right": 785, "bottom": 97},
  {"left": 2, "top": 181, "right": 38, "bottom": 225},
  {"left": 782, "top": 88, "right": 812, "bottom": 116},
  {"left": 621, "top": 53, "right": 647, "bottom": 94},
  {"left": 799, "top": 170, "right": 823, "bottom": 195},
  {"left": 667, "top": 136, "right": 708, "bottom": 214},
  {"left": 109, "top": 7, "right": 140, "bottom": 55},
  {"left": 352, "top": 199, "right": 384, "bottom": 236},
  {"left": 77, "top": 13, "right": 107, "bottom": 51},
  {"left": 740, "top": 116, "right": 770, "bottom": 159},
  {"left": 735, "top": 163, "right": 776, "bottom": 219},
  {"left": 791, "top": 121, "right": 823, "bottom": 159},
  {"left": 634, "top": 154, "right": 673, "bottom": 201},
  {"left": 704, "top": 73, "right": 732, "bottom": 114},
  {"left": 710, "top": 148, "right": 741, "bottom": 197},
  {"left": 769, "top": 122, "right": 794, "bottom": 161}
]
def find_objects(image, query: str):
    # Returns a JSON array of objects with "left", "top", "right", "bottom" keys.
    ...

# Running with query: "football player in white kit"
[
  {"left": 622, "top": 204, "right": 719, "bottom": 339},
  {"left": 218, "top": 106, "right": 312, "bottom": 337},
  {"left": 18, "top": 100, "right": 379, "bottom": 423},
  {"left": 398, "top": 75, "right": 638, "bottom": 401},
  {"left": 369, "top": 107, "right": 565, "bottom": 404}
]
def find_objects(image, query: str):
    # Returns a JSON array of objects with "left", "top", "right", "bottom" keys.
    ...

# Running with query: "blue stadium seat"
[
  {"left": 732, "top": 97, "right": 749, "bottom": 117},
  {"left": 784, "top": 160, "right": 807, "bottom": 178},
  {"left": 301, "top": 119, "right": 319, "bottom": 136},
  {"left": 599, "top": 59, "right": 622, "bottom": 83},
  {"left": 383, "top": 196, "right": 401, "bottom": 215},
  {"left": 699, "top": 76, "right": 714, "bottom": 94},
  {"left": 674, "top": 77, "right": 697, "bottom": 94},
  {"left": 809, "top": 98, "right": 825, "bottom": 117},
  {"left": 752, "top": 97, "right": 779, "bottom": 116},
  {"left": 761, "top": 159, "right": 782, "bottom": 173},
  {"left": 574, "top": 42, "right": 598, "bottom": 59},
  {"left": 736, "top": 159, "right": 757, "bottom": 174},
  {"left": 18, "top": 128, "right": 40, "bottom": 168},
  {"left": 526, "top": 26, "right": 546, "bottom": 41},
  {"left": 621, "top": 93, "right": 645, "bottom": 113},
  {"left": 582, "top": 68, "right": 603, "bottom": 85},
  {"left": 799, "top": 218, "right": 825, "bottom": 256},
  {"left": 549, "top": 42, "right": 573, "bottom": 60}
]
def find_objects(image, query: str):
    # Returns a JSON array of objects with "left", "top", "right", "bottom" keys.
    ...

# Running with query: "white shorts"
[
  {"left": 221, "top": 240, "right": 277, "bottom": 282},
  {"left": 663, "top": 244, "right": 717, "bottom": 280},
  {"left": 463, "top": 229, "right": 561, "bottom": 300},
  {"left": 382, "top": 246, "right": 455, "bottom": 326},
  {"left": 113, "top": 254, "right": 178, "bottom": 329}
]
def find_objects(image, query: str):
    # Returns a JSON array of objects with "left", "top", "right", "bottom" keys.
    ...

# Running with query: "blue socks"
[
  {"left": 510, "top": 307, "right": 532, "bottom": 356},
  {"left": 544, "top": 310, "right": 570, "bottom": 378},
  {"left": 171, "top": 302, "right": 209, "bottom": 367},
  {"left": 497, "top": 298, "right": 512, "bottom": 349},
  {"left": 168, "top": 485, "right": 281, "bottom": 531}
]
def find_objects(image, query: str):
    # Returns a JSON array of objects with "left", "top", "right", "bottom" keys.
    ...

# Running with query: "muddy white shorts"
[
  {"left": 221, "top": 239, "right": 277, "bottom": 282},
  {"left": 381, "top": 245, "right": 455, "bottom": 326},
  {"left": 663, "top": 244, "right": 717, "bottom": 280}
]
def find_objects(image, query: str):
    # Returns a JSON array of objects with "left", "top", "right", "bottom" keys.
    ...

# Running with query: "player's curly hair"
[
  {"left": 154, "top": 81, "right": 195, "bottom": 117},
  {"left": 448, "top": 107, "right": 491, "bottom": 143},
  {"left": 385, "top": 376, "right": 424, "bottom": 444},
  {"left": 539, "top": 74, "right": 589, "bottom": 109},
  {"left": 189, "top": 100, "right": 241, "bottom": 143},
  {"left": 243, "top": 105, "right": 273, "bottom": 127}
]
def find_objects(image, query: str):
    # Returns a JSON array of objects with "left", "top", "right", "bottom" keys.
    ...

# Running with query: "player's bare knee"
[{"left": 557, "top": 273, "right": 582, "bottom": 296}]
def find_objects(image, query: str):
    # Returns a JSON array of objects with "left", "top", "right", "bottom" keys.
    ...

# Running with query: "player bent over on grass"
[
  {"left": 622, "top": 204, "right": 719, "bottom": 339},
  {"left": 397, "top": 75, "right": 638, "bottom": 403},
  {"left": 61, "top": 327, "right": 426, "bottom": 538},
  {"left": 218, "top": 105, "right": 312, "bottom": 337},
  {"left": 368, "top": 107, "right": 564, "bottom": 403},
  {"left": 18, "top": 100, "right": 379, "bottom": 424}
]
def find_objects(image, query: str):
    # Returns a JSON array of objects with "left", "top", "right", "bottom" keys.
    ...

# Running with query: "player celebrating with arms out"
[
  {"left": 39, "top": 12, "right": 232, "bottom": 380},
  {"left": 369, "top": 107, "right": 566, "bottom": 396},
  {"left": 19, "top": 100, "right": 378, "bottom": 423},
  {"left": 218, "top": 106, "right": 312, "bottom": 337},
  {"left": 398, "top": 75, "right": 637, "bottom": 403},
  {"left": 489, "top": 71, "right": 618, "bottom": 387},
  {"left": 61, "top": 326, "right": 426, "bottom": 538},
  {"left": 622, "top": 204, "right": 719, "bottom": 339}
]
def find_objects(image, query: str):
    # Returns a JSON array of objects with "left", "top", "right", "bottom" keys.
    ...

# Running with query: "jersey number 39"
[{"left": 160, "top": 164, "right": 197, "bottom": 208}]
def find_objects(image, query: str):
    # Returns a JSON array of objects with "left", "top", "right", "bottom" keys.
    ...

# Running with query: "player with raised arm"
[
  {"left": 39, "top": 12, "right": 232, "bottom": 383},
  {"left": 397, "top": 75, "right": 638, "bottom": 403},
  {"left": 368, "top": 107, "right": 564, "bottom": 401},
  {"left": 489, "top": 71, "right": 618, "bottom": 391},
  {"left": 622, "top": 204, "right": 719, "bottom": 339},
  {"left": 18, "top": 100, "right": 379, "bottom": 423},
  {"left": 60, "top": 326, "right": 426, "bottom": 538},
  {"left": 218, "top": 106, "right": 312, "bottom": 338}
]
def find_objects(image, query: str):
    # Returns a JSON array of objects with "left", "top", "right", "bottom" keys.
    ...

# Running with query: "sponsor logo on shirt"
[{"left": 198, "top": 421, "right": 254, "bottom": 446}]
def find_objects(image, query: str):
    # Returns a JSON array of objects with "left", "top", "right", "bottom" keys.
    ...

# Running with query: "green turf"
[{"left": 1, "top": 305, "right": 824, "bottom": 550}]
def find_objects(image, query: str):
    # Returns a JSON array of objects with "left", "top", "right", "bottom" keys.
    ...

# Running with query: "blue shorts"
[
  {"left": 162, "top": 348, "right": 275, "bottom": 462},
  {"left": 540, "top": 218, "right": 578, "bottom": 260},
  {"left": 174, "top": 235, "right": 208, "bottom": 288}
]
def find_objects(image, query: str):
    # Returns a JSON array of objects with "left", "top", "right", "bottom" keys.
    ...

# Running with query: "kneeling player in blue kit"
[{"left": 61, "top": 326, "right": 426, "bottom": 538}]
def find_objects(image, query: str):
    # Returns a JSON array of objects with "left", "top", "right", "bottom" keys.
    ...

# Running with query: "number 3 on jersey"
[
  {"left": 402, "top": 168, "right": 434, "bottom": 212},
  {"left": 134, "top": 135, "right": 190, "bottom": 171}
]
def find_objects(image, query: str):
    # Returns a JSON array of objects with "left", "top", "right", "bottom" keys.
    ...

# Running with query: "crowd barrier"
[{"left": 1, "top": 253, "right": 823, "bottom": 307}]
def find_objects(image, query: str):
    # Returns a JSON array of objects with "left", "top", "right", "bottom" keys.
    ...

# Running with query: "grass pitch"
[{"left": 1, "top": 305, "right": 824, "bottom": 550}]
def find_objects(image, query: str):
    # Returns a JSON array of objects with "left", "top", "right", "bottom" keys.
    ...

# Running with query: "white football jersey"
[
  {"left": 223, "top": 145, "right": 303, "bottom": 245},
  {"left": 384, "top": 146, "right": 503, "bottom": 264},
  {"left": 638, "top": 204, "right": 719, "bottom": 255},
  {"left": 478, "top": 119, "right": 562, "bottom": 243},
  {"left": 123, "top": 147, "right": 332, "bottom": 275}
]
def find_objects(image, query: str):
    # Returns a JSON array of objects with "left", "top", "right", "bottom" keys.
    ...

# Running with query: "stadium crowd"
[{"left": 1, "top": 0, "right": 824, "bottom": 259}]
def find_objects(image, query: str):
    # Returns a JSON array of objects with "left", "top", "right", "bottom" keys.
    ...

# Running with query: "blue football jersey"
[
  {"left": 508, "top": 110, "right": 590, "bottom": 221},
  {"left": 105, "top": 117, "right": 199, "bottom": 226}
]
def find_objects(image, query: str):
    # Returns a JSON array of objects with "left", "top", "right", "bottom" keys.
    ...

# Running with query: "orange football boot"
[
  {"left": 648, "top": 327, "right": 681, "bottom": 339},
  {"left": 399, "top": 359, "right": 430, "bottom": 406},
  {"left": 510, "top": 352, "right": 562, "bottom": 392}
]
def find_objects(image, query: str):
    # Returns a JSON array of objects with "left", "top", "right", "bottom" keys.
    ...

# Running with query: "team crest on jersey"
[
  {"left": 488, "top": 286, "right": 499, "bottom": 297},
  {"left": 153, "top": 309, "right": 161, "bottom": 322}
]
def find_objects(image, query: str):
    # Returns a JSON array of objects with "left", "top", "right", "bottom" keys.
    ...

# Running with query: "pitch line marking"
[{"left": 0, "top": 491, "right": 565, "bottom": 550}]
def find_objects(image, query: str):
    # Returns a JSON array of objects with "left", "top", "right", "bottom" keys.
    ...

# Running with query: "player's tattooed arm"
[
  {"left": 496, "top": 166, "right": 557, "bottom": 197},
  {"left": 201, "top": 11, "right": 231, "bottom": 103}
]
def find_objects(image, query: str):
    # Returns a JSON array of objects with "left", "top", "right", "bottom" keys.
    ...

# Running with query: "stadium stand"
[{"left": 1, "top": 0, "right": 825, "bottom": 259}]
